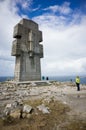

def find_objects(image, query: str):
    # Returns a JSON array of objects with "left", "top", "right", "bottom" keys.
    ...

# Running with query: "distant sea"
[
  {"left": 0, "top": 76, "right": 86, "bottom": 84},
  {"left": 0, "top": 76, "right": 14, "bottom": 82},
  {"left": 48, "top": 76, "right": 86, "bottom": 84}
]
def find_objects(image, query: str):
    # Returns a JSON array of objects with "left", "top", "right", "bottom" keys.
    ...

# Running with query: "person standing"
[
  {"left": 42, "top": 76, "right": 45, "bottom": 80},
  {"left": 75, "top": 76, "right": 80, "bottom": 91},
  {"left": 46, "top": 77, "right": 49, "bottom": 80}
]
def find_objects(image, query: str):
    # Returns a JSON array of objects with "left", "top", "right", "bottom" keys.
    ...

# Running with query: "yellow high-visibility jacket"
[{"left": 76, "top": 77, "right": 80, "bottom": 84}]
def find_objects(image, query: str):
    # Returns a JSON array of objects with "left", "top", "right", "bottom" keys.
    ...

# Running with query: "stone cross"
[{"left": 11, "top": 19, "right": 43, "bottom": 81}]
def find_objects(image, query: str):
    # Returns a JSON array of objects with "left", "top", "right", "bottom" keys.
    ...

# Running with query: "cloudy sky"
[{"left": 0, "top": 0, "right": 86, "bottom": 77}]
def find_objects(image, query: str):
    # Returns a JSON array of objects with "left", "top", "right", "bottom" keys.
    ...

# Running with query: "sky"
[{"left": 0, "top": 0, "right": 86, "bottom": 77}]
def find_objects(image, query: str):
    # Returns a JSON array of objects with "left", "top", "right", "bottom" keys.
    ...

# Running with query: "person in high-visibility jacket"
[{"left": 75, "top": 76, "right": 80, "bottom": 91}]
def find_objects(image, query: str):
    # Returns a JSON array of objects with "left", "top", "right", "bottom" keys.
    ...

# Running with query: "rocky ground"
[{"left": 0, "top": 80, "right": 86, "bottom": 130}]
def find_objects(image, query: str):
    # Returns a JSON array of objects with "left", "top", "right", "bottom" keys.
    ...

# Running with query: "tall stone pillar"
[{"left": 11, "top": 19, "right": 43, "bottom": 81}]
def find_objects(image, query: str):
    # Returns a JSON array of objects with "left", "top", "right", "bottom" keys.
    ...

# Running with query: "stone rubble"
[
  {"left": 0, "top": 81, "right": 53, "bottom": 106},
  {"left": 37, "top": 104, "right": 50, "bottom": 114},
  {"left": 2, "top": 100, "right": 33, "bottom": 119},
  {"left": 0, "top": 81, "right": 86, "bottom": 120},
  {"left": 0, "top": 81, "right": 52, "bottom": 119},
  {"left": 2, "top": 101, "right": 50, "bottom": 119}
]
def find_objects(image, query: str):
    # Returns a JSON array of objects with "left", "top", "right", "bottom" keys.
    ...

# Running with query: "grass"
[{"left": 0, "top": 99, "right": 86, "bottom": 130}]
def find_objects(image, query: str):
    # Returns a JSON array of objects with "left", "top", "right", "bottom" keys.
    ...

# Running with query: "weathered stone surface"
[
  {"left": 0, "top": 81, "right": 86, "bottom": 123},
  {"left": 11, "top": 18, "right": 43, "bottom": 81},
  {"left": 6, "top": 104, "right": 12, "bottom": 109},
  {"left": 37, "top": 104, "right": 50, "bottom": 114},
  {"left": 3, "top": 108, "right": 10, "bottom": 116},
  {"left": 23, "top": 104, "right": 33, "bottom": 113},
  {"left": 22, "top": 113, "right": 27, "bottom": 118},
  {"left": 10, "top": 109, "right": 21, "bottom": 119},
  {"left": 26, "top": 114, "right": 31, "bottom": 119}
]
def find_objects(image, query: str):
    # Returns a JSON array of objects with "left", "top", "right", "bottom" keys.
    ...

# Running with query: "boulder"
[
  {"left": 23, "top": 104, "right": 33, "bottom": 113},
  {"left": 10, "top": 109, "right": 21, "bottom": 119},
  {"left": 37, "top": 104, "right": 50, "bottom": 114}
]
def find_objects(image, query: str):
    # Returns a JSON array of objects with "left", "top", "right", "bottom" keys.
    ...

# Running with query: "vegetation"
[{"left": 0, "top": 99, "right": 86, "bottom": 130}]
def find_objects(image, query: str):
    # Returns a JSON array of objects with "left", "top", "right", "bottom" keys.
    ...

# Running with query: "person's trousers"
[{"left": 76, "top": 83, "right": 80, "bottom": 91}]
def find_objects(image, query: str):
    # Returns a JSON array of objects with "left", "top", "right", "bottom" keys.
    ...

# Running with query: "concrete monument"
[{"left": 11, "top": 19, "right": 43, "bottom": 81}]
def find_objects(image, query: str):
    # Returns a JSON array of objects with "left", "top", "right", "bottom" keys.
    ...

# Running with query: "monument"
[{"left": 11, "top": 19, "right": 43, "bottom": 81}]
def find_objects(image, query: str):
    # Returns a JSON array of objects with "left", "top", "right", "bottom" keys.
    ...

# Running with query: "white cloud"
[
  {"left": 14, "top": 0, "right": 33, "bottom": 9},
  {"left": 33, "top": 12, "right": 86, "bottom": 76},
  {"left": 0, "top": 0, "right": 86, "bottom": 77},
  {"left": 32, "top": 5, "right": 41, "bottom": 12},
  {"left": 43, "top": 2, "right": 72, "bottom": 15},
  {"left": 0, "top": 60, "right": 15, "bottom": 76},
  {"left": 0, "top": 0, "right": 32, "bottom": 76},
  {"left": 0, "top": 0, "right": 22, "bottom": 76}
]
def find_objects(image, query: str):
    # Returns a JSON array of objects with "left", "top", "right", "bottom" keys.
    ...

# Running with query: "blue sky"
[
  {"left": 16, "top": 0, "right": 86, "bottom": 18},
  {"left": 0, "top": 0, "right": 86, "bottom": 76}
]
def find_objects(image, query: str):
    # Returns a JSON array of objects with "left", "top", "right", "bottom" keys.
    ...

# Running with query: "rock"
[
  {"left": 5, "top": 96, "right": 11, "bottom": 100},
  {"left": 10, "top": 109, "right": 21, "bottom": 119},
  {"left": 12, "top": 101, "right": 19, "bottom": 108},
  {"left": 23, "top": 104, "right": 33, "bottom": 113},
  {"left": 22, "top": 113, "right": 27, "bottom": 118},
  {"left": 4, "top": 103, "right": 13, "bottom": 116},
  {"left": 18, "top": 99, "right": 23, "bottom": 105},
  {"left": 31, "top": 82, "right": 36, "bottom": 86},
  {"left": 2, "top": 101, "right": 33, "bottom": 119},
  {"left": 6, "top": 103, "right": 12, "bottom": 109},
  {"left": 3, "top": 109, "right": 10, "bottom": 116},
  {"left": 26, "top": 114, "right": 31, "bottom": 119},
  {"left": 16, "top": 90, "right": 29, "bottom": 97},
  {"left": 37, "top": 104, "right": 50, "bottom": 114},
  {"left": 3, "top": 101, "right": 23, "bottom": 118},
  {"left": 63, "top": 101, "right": 67, "bottom": 104}
]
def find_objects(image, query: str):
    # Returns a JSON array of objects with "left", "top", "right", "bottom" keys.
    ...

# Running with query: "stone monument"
[{"left": 11, "top": 19, "right": 43, "bottom": 81}]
